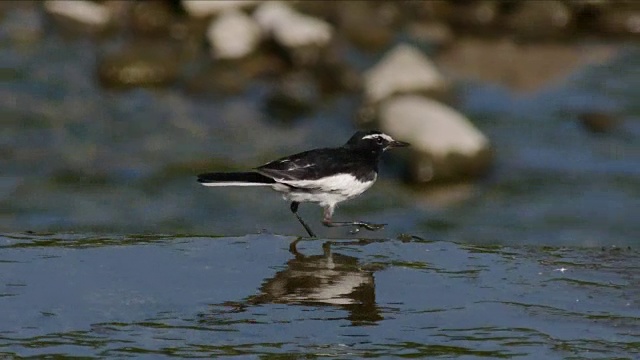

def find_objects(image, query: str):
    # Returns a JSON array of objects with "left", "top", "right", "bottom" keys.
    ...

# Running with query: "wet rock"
[
  {"left": 97, "top": 43, "right": 181, "bottom": 88},
  {"left": 363, "top": 44, "right": 449, "bottom": 104},
  {"left": 578, "top": 111, "right": 621, "bottom": 134},
  {"left": 206, "top": 9, "right": 261, "bottom": 59},
  {"left": 505, "top": 1, "right": 573, "bottom": 40},
  {"left": 44, "top": 0, "right": 112, "bottom": 34},
  {"left": 379, "top": 95, "right": 492, "bottom": 183},
  {"left": 182, "top": 0, "right": 259, "bottom": 18},
  {"left": 254, "top": 1, "right": 333, "bottom": 66},
  {"left": 264, "top": 71, "right": 319, "bottom": 124}
]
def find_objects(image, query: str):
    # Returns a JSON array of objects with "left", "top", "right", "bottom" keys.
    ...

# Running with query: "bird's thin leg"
[
  {"left": 290, "top": 202, "right": 316, "bottom": 237},
  {"left": 321, "top": 205, "right": 386, "bottom": 233}
]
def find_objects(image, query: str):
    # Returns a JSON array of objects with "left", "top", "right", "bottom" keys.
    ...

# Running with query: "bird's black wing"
[
  {"left": 256, "top": 148, "right": 341, "bottom": 181},
  {"left": 256, "top": 147, "right": 376, "bottom": 182}
]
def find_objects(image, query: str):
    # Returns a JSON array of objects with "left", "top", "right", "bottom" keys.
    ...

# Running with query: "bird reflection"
[{"left": 246, "top": 239, "right": 383, "bottom": 325}]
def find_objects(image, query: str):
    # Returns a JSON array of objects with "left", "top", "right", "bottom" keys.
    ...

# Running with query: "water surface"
[{"left": 1, "top": 233, "right": 638, "bottom": 358}]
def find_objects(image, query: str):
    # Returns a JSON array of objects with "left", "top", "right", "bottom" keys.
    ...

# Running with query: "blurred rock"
[
  {"left": 435, "top": 38, "right": 619, "bottom": 93},
  {"left": 207, "top": 9, "right": 260, "bottom": 59},
  {"left": 578, "top": 111, "right": 621, "bottom": 134},
  {"left": 293, "top": 1, "right": 337, "bottom": 21},
  {"left": 166, "top": 17, "right": 211, "bottom": 61},
  {"left": 405, "top": 21, "right": 454, "bottom": 48},
  {"left": 447, "top": 0, "right": 500, "bottom": 33},
  {"left": 97, "top": 43, "right": 181, "bottom": 88},
  {"left": 408, "top": 1, "right": 452, "bottom": 22},
  {"left": 255, "top": 2, "right": 333, "bottom": 47},
  {"left": 314, "top": 60, "right": 362, "bottom": 95},
  {"left": 338, "top": 2, "right": 395, "bottom": 52},
  {"left": 185, "top": 58, "right": 264, "bottom": 96},
  {"left": 505, "top": 1, "right": 573, "bottom": 40},
  {"left": 130, "top": 0, "right": 175, "bottom": 37},
  {"left": 379, "top": 95, "right": 492, "bottom": 183},
  {"left": 596, "top": 6, "right": 640, "bottom": 36},
  {"left": 363, "top": 44, "right": 449, "bottom": 104},
  {"left": 264, "top": 71, "right": 319, "bottom": 124},
  {"left": 44, "top": 0, "right": 112, "bottom": 33},
  {"left": 185, "top": 65, "right": 249, "bottom": 96},
  {"left": 182, "top": 0, "right": 259, "bottom": 18},
  {"left": 254, "top": 1, "right": 333, "bottom": 66}
]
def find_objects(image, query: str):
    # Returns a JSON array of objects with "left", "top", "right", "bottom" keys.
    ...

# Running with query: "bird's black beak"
[{"left": 389, "top": 140, "right": 410, "bottom": 148}]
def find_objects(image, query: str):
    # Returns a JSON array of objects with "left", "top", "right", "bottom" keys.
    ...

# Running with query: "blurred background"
[{"left": 1, "top": 0, "right": 639, "bottom": 245}]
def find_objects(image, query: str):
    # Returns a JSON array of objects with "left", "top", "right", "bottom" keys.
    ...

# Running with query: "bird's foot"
[
  {"left": 349, "top": 222, "right": 386, "bottom": 234},
  {"left": 323, "top": 220, "right": 385, "bottom": 234},
  {"left": 360, "top": 222, "right": 386, "bottom": 231}
]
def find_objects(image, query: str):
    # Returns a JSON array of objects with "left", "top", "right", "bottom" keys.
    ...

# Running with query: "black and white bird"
[{"left": 197, "top": 130, "right": 409, "bottom": 237}]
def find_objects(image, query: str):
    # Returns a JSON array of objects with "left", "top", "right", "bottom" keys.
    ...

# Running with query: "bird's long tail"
[{"left": 197, "top": 172, "right": 276, "bottom": 186}]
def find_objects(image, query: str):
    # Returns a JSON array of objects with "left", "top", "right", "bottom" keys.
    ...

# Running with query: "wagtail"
[{"left": 197, "top": 130, "right": 409, "bottom": 237}]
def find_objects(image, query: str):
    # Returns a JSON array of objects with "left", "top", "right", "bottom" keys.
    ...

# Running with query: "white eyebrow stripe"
[{"left": 362, "top": 133, "right": 394, "bottom": 142}]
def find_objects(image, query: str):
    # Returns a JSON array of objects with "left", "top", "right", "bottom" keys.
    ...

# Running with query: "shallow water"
[{"left": 1, "top": 233, "right": 638, "bottom": 358}]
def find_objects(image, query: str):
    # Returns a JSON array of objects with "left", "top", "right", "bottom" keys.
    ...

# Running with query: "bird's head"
[{"left": 345, "top": 130, "right": 410, "bottom": 154}]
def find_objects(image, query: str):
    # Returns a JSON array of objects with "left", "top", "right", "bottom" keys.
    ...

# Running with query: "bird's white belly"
[{"left": 271, "top": 173, "right": 376, "bottom": 207}]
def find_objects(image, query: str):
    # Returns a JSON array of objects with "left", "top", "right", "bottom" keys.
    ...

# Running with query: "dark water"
[{"left": 1, "top": 233, "right": 639, "bottom": 358}]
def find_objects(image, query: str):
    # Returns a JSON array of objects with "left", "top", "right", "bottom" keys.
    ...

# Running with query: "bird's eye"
[{"left": 376, "top": 137, "right": 384, "bottom": 145}]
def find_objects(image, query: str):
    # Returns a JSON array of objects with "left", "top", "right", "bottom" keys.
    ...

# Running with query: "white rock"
[
  {"left": 44, "top": 0, "right": 111, "bottom": 27},
  {"left": 273, "top": 13, "right": 332, "bottom": 48},
  {"left": 364, "top": 44, "right": 448, "bottom": 103},
  {"left": 379, "top": 95, "right": 489, "bottom": 158},
  {"left": 253, "top": 1, "right": 293, "bottom": 30},
  {"left": 254, "top": 1, "right": 332, "bottom": 48},
  {"left": 182, "top": 0, "right": 259, "bottom": 18},
  {"left": 207, "top": 9, "right": 261, "bottom": 59}
]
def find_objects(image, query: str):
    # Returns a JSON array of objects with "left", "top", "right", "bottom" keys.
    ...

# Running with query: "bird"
[{"left": 197, "top": 130, "right": 409, "bottom": 237}]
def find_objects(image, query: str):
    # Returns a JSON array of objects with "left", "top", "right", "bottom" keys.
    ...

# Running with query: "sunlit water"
[{"left": 1, "top": 233, "right": 638, "bottom": 358}]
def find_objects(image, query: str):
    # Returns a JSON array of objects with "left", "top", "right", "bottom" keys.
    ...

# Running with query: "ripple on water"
[{"left": 0, "top": 233, "right": 638, "bottom": 358}]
